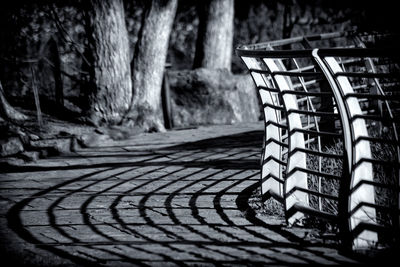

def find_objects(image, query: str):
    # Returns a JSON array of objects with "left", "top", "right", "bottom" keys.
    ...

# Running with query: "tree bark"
[
  {"left": 282, "top": 1, "right": 295, "bottom": 40},
  {"left": 84, "top": 0, "right": 132, "bottom": 126},
  {"left": 0, "top": 81, "right": 28, "bottom": 121},
  {"left": 193, "top": 0, "right": 234, "bottom": 71},
  {"left": 129, "top": 0, "right": 178, "bottom": 131},
  {"left": 48, "top": 37, "right": 64, "bottom": 109}
]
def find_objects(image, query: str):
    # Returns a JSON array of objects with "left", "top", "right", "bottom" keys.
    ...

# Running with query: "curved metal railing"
[
  {"left": 313, "top": 48, "right": 400, "bottom": 249},
  {"left": 237, "top": 33, "right": 400, "bottom": 251}
]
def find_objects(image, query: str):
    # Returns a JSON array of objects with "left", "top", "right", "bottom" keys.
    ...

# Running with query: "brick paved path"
[{"left": 0, "top": 124, "right": 361, "bottom": 266}]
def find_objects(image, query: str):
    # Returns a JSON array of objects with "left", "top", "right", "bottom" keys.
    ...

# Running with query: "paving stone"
[{"left": 0, "top": 123, "right": 375, "bottom": 266}]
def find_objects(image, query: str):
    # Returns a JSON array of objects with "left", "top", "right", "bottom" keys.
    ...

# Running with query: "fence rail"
[{"left": 237, "top": 32, "right": 400, "bottom": 251}]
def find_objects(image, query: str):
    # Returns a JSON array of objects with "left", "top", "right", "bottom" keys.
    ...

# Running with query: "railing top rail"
[
  {"left": 237, "top": 31, "right": 351, "bottom": 51},
  {"left": 236, "top": 48, "right": 313, "bottom": 58},
  {"left": 315, "top": 48, "right": 400, "bottom": 58},
  {"left": 237, "top": 47, "right": 400, "bottom": 60}
]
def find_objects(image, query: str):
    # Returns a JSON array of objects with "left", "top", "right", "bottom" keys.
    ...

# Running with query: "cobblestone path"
[{"left": 0, "top": 124, "right": 361, "bottom": 266}]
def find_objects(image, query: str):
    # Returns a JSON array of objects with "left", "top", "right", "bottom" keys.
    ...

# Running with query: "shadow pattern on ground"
[{"left": 6, "top": 131, "right": 357, "bottom": 266}]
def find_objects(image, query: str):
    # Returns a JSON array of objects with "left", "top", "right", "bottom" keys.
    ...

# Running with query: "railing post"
[
  {"left": 241, "top": 57, "right": 284, "bottom": 200},
  {"left": 313, "top": 49, "right": 378, "bottom": 250},
  {"left": 263, "top": 58, "right": 308, "bottom": 225}
]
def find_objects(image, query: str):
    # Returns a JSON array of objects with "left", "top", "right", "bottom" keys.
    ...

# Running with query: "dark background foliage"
[{"left": 0, "top": 0, "right": 398, "bottom": 114}]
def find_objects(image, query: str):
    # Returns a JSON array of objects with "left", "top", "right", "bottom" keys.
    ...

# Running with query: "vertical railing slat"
[
  {"left": 313, "top": 51, "right": 378, "bottom": 249},
  {"left": 242, "top": 57, "right": 285, "bottom": 199},
  {"left": 264, "top": 58, "right": 309, "bottom": 225}
]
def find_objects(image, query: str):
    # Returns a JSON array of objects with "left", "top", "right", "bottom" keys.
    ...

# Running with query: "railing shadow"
[{"left": 6, "top": 130, "right": 362, "bottom": 266}]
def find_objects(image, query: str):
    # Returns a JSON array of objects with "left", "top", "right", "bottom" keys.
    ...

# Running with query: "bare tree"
[
  {"left": 83, "top": 0, "right": 132, "bottom": 126},
  {"left": 129, "top": 0, "right": 178, "bottom": 131},
  {"left": 193, "top": 0, "right": 234, "bottom": 70}
]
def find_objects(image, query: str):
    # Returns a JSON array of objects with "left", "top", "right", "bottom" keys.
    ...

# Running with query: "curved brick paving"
[{"left": 1, "top": 124, "right": 362, "bottom": 266}]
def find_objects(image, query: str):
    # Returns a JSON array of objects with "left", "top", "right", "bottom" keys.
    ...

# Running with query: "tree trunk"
[
  {"left": 129, "top": 0, "right": 178, "bottom": 131},
  {"left": 48, "top": 37, "right": 64, "bottom": 109},
  {"left": 84, "top": 0, "right": 132, "bottom": 126},
  {"left": 193, "top": 0, "right": 234, "bottom": 70},
  {"left": 0, "top": 81, "right": 28, "bottom": 121},
  {"left": 282, "top": 1, "right": 294, "bottom": 40}
]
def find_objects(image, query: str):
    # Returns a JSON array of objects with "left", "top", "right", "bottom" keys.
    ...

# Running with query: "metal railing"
[{"left": 237, "top": 32, "right": 400, "bottom": 251}]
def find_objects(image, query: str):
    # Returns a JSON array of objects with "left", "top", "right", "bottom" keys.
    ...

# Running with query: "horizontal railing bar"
[
  {"left": 258, "top": 86, "right": 279, "bottom": 93},
  {"left": 265, "top": 120, "right": 288, "bottom": 129},
  {"left": 282, "top": 72, "right": 324, "bottom": 78},
  {"left": 249, "top": 69, "right": 270, "bottom": 74},
  {"left": 349, "top": 202, "right": 400, "bottom": 218},
  {"left": 297, "top": 96, "right": 314, "bottom": 103},
  {"left": 261, "top": 174, "right": 285, "bottom": 185},
  {"left": 249, "top": 68, "right": 324, "bottom": 78},
  {"left": 280, "top": 90, "right": 333, "bottom": 97},
  {"left": 237, "top": 31, "right": 348, "bottom": 50},
  {"left": 304, "top": 137, "right": 317, "bottom": 146},
  {"left": 262, "top": 189, "right": 284, "bottom": 203},
  {"left": 302, "top": 123, "right": 317, "bottom": 130},
  {"left": 306, "top": 31, "right": 350, "bottom": 41},
  {"left": 317, "top": 48, "right": 400, "bottom": 58},
  {"left": 294, "top": 65, "right": 316, "bottom": 72},
  {"left": 263, "top": 156, "right": 287, "bottom": 166},
  {"left": 286, "top": 186, "right": 339, "bottom": 201},
  {"left": 335, "top": 71, "right": 399, "bottom": 79},
  {"left": 287, "top": 203, "right": 339, "bottom": 222},
  {"left": 336, "top": 45, "right": 358, "bottom": 49},
  {"left": 350, "top": 114, "right": 397, "bottom": 123},
  {"left": 263, "top": 102, "right": 285, "bottom": 111},
  {"left": 287, "top": 109, "right": 340, "bottom": 117},
  {"left": 344, "top": 93, "right": 400, "bottom": 100},
  {"left": 265, "top": 138, "right": 289, "bottom": 148},
  {"left": 349, "top": 179, "right": 400, "bottom": 195},
  {"left": 353, "top": 157, "right": 400, "bottom": 169},
  {"left": 237, "top": 49, "right": 313, "bottom": 58},
  {"left": 349, "top": 222, "right": 386, "bottom": 239},
  {"left": 236, "top": 49, "right": 312, "bottom": 59},
  {"left": 293, "top": 79, "right": 322, "bottom": 89},
  {"left": 380, "top": 81, "right": 400, "bottom": 88},
  {"left": 351, "top": 84, "right": 369, "bottom": 90},
  {"left": 287, "top": 166, "right": 342, "bottom": 180},
  {"left": 290, "top": 127, "right": 342, "bottom": 137},
  {"left": 290, "top": 147, "right": 343, "bottom": 159},
  {"left": 337, "top": 58, "right": 364, "bottom": 65},
  {"left": 354, "top": 136, "right": 400, "bottom": 146},
  {"left": 349, "top": 222, "right": 400, "bottom": 241}
]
